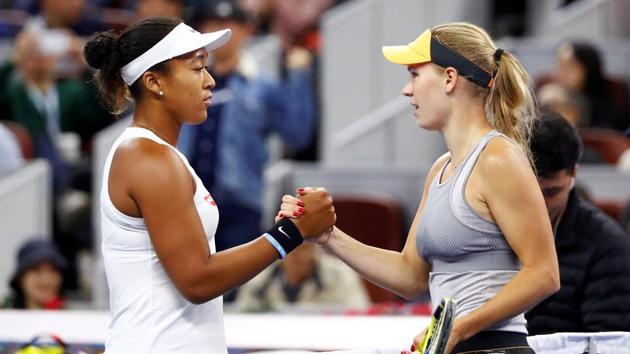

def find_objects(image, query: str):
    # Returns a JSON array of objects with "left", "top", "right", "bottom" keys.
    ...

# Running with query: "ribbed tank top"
[
  {"left": 416, "top": 130, "right": 526, "bottom": 334},
  {"left": 100, "top": 127, "right": 227, "bottom": 353}
]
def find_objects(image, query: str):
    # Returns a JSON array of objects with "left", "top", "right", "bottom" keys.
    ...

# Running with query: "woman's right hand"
[{"left": 276, "top": 188, "right": 335, "bottom": 243}]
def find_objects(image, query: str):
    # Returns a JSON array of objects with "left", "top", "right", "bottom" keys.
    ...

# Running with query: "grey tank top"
[{"left": 416, "top": 130, "right": 527, "bottom": 334}]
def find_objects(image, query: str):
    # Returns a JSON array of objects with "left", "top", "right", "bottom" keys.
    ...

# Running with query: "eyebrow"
[{"left": 190, "top": 51, "right": 208, "bottom": 64}]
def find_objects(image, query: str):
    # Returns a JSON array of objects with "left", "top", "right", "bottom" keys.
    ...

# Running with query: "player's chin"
[{"left": 188, "top": 111, "right": 208, "bottom": 125}]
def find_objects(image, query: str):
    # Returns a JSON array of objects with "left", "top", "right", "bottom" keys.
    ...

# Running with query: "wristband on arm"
[{"left": 263, "top": 218, "right": 303, "bottom": 259}]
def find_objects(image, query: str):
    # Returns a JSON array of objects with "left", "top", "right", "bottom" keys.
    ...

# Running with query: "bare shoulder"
[
  {"left": 111, "top": 138, "right": 193, "bottom": 194},
  {"left": 477, "top": 137, "right": 531, "bottom": 177},
  {"left": 476, "top": 137, "right": 538, "bottom": 200}
]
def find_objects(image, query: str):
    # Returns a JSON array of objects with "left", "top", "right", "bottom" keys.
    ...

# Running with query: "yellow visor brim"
[{"left": 382, "top": 29, "right": 432, "bottom": 65}]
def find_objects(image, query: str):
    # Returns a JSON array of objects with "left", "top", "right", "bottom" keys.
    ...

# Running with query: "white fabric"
[
  {"left": 527, "top": 332, "right": 630, "bottom": 353},
  {"left": 121, "top": 23, "right": 231, "bottom": 85},
  {"left": 100, "top": 127, "right": 226, "bottom": 354}
]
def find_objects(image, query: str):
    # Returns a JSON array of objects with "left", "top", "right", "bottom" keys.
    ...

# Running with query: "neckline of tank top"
[
  {"left": 436, "top": 130, "right": 498, "bottom": 187},
  {"left": 127, "top": 126, "right": 176, "bottom": 148}
]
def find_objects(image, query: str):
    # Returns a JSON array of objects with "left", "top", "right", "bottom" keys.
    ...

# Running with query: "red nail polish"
[
  {"left": 298, "top": 207, "right": 305, "bottom": 213},
  {"left": 410, "top": 344, "right": 416, "bottom": 352},
  {"left": 297, "top": 201, "right": 305, "bottom": 207},
  {"left": 293, "top": 212, "right": 301, "bottom": 217},
  {"left": 297, "top": 188, "right": 304, "bottom": 192}
]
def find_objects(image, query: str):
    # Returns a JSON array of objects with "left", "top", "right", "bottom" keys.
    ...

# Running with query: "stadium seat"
[
  {"left": 332, "top": 194, "right": 406, "bottom": 302},
  {"left": 580, "top": 128, "right": 630, "bottom": 164}
]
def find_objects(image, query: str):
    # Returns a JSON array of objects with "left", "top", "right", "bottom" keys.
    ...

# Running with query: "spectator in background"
[
  {"left": 537, "top": 82, "right": 585, "bottom": 127},
  {"left": 554, "top": 41, "right": 629, "bottom": 131},
  {"left": 526, "top": 110, "right": 630, "bottom": 334},
  {"left": 235, "top": 243, "right": 370, "bottom": 312},
  {"left": 19, "top": 0, "right": 104, "bottom": 37},
  {"left": 0, "top": 29, "right": 114, "bottom": 291},
  {"left": 135, "top": 0, "right": 184, "bottom": 19},
  {"left": 240, "top": 0, "right": 332, "bottom": 161},
  {"left": 3, "top": 239, "right": 67, "bottom": 309},
  {"left": 241, "top": 0, "right": 332, "bottom": 52},
  {"left": 537, "top": 83, "right": 605, "bottom": 164},
  {"left": 179, "top": 0, "right": 316, "bottom": 254}
]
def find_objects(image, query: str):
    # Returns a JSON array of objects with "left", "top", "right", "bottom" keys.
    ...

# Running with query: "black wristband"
[{"left": 264, "top": 218, "right": 303, "bottom": 258}]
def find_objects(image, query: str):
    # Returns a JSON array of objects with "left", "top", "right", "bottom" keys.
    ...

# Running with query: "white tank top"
[{"left": 100, "top": 127, "right": 226, "bottom": 354}]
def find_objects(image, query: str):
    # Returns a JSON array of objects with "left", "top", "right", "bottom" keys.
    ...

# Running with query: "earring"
[{"left": 159, "top": 91, "right": 164, "bottom": 96}]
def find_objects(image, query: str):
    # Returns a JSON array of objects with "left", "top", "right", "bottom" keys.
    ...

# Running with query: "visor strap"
[{"left": 430, "top": 36, "right": 493, "bottom": 88}]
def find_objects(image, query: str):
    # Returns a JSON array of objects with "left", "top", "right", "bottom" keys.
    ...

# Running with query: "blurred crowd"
[{"left": 0, "top": 0, "right": 345, "bottom": 303}]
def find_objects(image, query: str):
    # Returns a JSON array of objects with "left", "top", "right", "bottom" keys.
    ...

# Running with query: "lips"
[{"left": 203, "top": 94, "right": 213, "bottom": 105}]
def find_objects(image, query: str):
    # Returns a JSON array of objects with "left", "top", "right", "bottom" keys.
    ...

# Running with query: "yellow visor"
[
  {"left": 382, "top": 29, "right": 432, "bottom": 65},
  {"left": 382, "top": 28, "right": 494, "bottom": 87}
]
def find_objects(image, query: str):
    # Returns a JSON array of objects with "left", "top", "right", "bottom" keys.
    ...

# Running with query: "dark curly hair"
[{"left": 84, "top": 17, "right": 182, "bottom": 114}]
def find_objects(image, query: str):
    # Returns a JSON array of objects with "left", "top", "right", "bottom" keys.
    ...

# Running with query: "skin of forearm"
[
  {"left": 183, "top": 238, "right": 279, "bottom": 304},
  {"left": 323, "top": 227, "right": 426, "bottom": 299}
]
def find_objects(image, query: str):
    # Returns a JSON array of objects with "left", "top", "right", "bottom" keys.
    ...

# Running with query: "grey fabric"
[{"left": 416, "top": 130, "right": 526, "bottom": 335}]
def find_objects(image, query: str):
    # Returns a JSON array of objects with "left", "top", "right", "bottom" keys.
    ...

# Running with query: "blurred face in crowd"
[
  {"left": 20, "top": 261, "right": 63, "bottom": 309},
  {"left": 537, "top": 83, "right": 582, "bottom": 127},
  {"left": 137, "top": 0, "right": 184, "bottom": 19},
  {"left": 537, "top": 167, "right": 576, "bottom": 226},
  {"left": 42, "top": 0, "right": 84, "bottom": 27},
  {"left": 14, "top": 34, "right": 57, "bottom": 85},
  {"left": 199, "top": 19, "right": 250, "bottom": 62},
  {"left": 555, "top": 44, "right": 586, "bottom": 92}
]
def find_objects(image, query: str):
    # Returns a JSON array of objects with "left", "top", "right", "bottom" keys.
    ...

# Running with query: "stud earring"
[{"left": 159, "top": 91, "right": 164, "bottom": 96}]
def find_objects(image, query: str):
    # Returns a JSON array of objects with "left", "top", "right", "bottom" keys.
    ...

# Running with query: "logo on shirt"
[{"left": 204, "top": 194, "right": 217, "bottom": 206}]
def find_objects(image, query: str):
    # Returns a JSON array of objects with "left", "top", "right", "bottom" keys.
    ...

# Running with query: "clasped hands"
[{"left": 275, "top": 187, "right": 335, "bottom": 244}]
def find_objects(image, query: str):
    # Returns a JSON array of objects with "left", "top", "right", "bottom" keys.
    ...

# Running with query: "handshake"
[{"left": 274, "top": 187, "right": 336, "bottom": 245}]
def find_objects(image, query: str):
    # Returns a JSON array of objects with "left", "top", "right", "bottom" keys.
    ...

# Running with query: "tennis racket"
[{"left": 417, "top": 297, "right": 457, "bottom": 354}]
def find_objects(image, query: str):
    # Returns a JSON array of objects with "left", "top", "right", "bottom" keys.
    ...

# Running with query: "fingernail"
[
  {"left": 297, "top": 201, "right": 305, "bottom": 207},
  {"left": 293, "top": 212, "right": 301, "bottom": 217},
  {"left": 298, "top": 207, "right": 305, "bottom": 213},
  {"left": 297, "top": 188, "right": 304, "bottom": 192},
  {"left": 410, "top": 344, "right": 416, "bottom": 352}
]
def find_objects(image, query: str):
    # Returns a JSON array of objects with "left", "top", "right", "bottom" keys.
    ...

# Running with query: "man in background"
[{"left": 526, "top": 110, "right": 630, "bottom": 334}]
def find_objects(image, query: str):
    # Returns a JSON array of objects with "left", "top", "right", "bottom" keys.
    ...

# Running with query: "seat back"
[
  {"left": 333, "top": 194, "right": 406, "bottom": 302},
  {"left": 580, "top": 128, "right": 630, "bottom": 164}
]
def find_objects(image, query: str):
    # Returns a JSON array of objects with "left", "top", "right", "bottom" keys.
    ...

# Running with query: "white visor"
[{"left": 121, "top": 22, "right": 231, "bottom": 86}]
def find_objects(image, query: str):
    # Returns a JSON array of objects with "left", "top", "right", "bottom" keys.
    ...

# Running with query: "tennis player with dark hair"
[
  {"left": 281, "top": 22, "right": 560, "bottom": 353},
  {"left": 84, "top": 17, "right": 335, "bottom": 353}
]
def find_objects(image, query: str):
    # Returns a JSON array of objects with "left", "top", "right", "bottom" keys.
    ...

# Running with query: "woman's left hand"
[{"left": 411, "top": 318, "right": 465, "bottom": 354}]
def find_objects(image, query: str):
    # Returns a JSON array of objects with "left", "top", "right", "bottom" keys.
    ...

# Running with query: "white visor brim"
[{"left": 121, "top": 23, "right": 231, "bottom": 86}]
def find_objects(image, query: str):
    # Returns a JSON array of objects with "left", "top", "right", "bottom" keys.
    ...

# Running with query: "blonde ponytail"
[
  {"left": 431, "top": 22, "right": 539, "bottom": 163},
  {"left": 487, "top": 51, "right": 538, "bottom": 163}
]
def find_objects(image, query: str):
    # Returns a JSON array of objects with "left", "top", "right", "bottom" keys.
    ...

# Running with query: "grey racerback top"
[{"left": 416, "top": 130, "right": 526, "bottom": 334}]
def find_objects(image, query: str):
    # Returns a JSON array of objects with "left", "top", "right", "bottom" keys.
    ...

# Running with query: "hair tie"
[
  {"left": 494, "top": 48, "right": 504, "bottom": 65},
  {"left": 492, "top": 48, "right": 505, "bottom": 80}
]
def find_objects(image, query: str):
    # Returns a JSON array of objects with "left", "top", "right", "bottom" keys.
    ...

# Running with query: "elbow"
[
  {"left": 179, "top": 284, "right": 221, "bottom": 305},
  {"left": 550, "top": 270, "right": 561, "bottom": 294},
  {"left": 181, "top": 288, "right": 208, "bottom": 305},
  {"left": 542, "top": 266, "right": 561, "bottom": 297},
  {"left": 399, "top": 280, "right": 428, "bottom": 301}
]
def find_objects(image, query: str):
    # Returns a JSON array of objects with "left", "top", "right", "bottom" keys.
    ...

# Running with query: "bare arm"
[
  {"left": 318, "top": 154, "right": 451, "bottom": 300},
  {"left": 452, "top": 140, "right": 560, "bottom": 341},
  {"left": 110, "top": 139, "right": 335, "bottom": 304}
]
